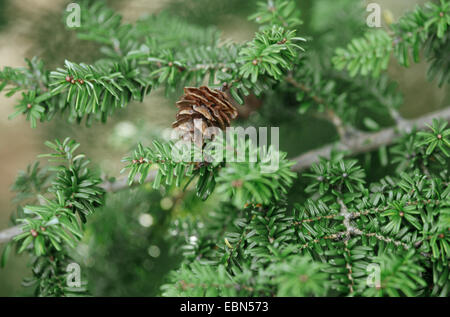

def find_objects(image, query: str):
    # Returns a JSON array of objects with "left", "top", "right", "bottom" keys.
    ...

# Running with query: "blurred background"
[{"left": 0, "top": 0, "right": 448, "bottom": 296}]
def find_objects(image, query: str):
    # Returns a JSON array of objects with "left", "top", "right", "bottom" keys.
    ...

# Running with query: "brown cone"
[{"left": 172, "top": 86, "right": 238, "bottom": 147}]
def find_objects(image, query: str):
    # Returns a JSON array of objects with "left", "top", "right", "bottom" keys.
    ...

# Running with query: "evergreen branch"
[
  {"left": 298, "top": 232, "right": 344, "bottom": 251},
  {"left": 343, "top": 240, "right": 355, "bottom": 293},
  {"left": 249, "top": 0, "right": 303, "bottom": 30},
  {"left": 361, "top": 232, "right": 410, "bottom": 250},
  {"left": 293, "top": 213, "right": 340, "bottom": 225},
  {"left": 0, "top": 138, "right": 104, "bottom": 296},
  {"left": 333, "top": 0, "right": 450, "bottom": 84},
  {"left": 0, "top": 57, "right": 48, "bottom": 94},
  {"left": 1, "top": 0, "right": 448, "bottom": 298},
  {"left": 338, "top": 198, "right": 356, "bottom": 239},
  {"left": 268, "top": 255, "right": 331, "bottom": 296},
  {"left": 161, "top": 263, "right": 257, "bottom": 296},
  {"left": 351, "top": 206, "right": 391, "bottom": 218},
  {"left": 1, "top": 106, "right": 449, "bottom": 244},
  {"left": 358, "top": 250, "right": 427, "bottom": 296},
  {"left": 74, "top": 1, "right": 221, "bottom": 59},
  {"left": 0, "top": 170, "right": 158, "bottom": 244},
  {"left": 2, "top": 1, "right": 305, "bottom": 127},
  {"left": 338, "top": 198, "right": 356, "bottom": 294},
  {"left": 333, "top": 29, "right": 392, "bottom": 77},
  {"left": 176, "top": 279, "right": 255, "bottom": 293}
]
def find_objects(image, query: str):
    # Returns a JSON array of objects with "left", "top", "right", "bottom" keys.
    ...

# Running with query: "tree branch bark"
[
  {"left": 1, "top": 107, "right": 449, "bottom": 244},
  {"left": 291, "top": 106, "right": 450, "bottom": 171},
  {"left": 0, "top": 226, "right": 23, "bottom": 244}
]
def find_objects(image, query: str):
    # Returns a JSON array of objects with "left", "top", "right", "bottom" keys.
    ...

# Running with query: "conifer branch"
[
  {"left": 1, "top": 0, "right": 448, "bottom": 298},
  {"left": 1, "top": 106, "right": 449, "bottom": 244}
]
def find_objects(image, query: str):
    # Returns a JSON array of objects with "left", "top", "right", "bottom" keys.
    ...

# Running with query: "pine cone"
[{"left": 172, "top": 86, "right": 238, "bottom": 147}]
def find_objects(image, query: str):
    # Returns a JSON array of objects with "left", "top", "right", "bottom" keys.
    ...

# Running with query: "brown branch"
[
  {"left": 298, "top": 232, "right": 345, "bottom": 250},
  {"left": 362, "top": 232, "right": 410, "bottom": 250}
]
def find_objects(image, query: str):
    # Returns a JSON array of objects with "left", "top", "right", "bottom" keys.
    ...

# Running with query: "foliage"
[
  {"left": 2, "top": 138, "right": 104, "bottom": 296},
  {"left": 123, "top": 132, "right": 296, "bottom": 206},
  {"left": 333, "top": 0, "right": 450, "bottom": 85},
  {"left": 0, "top": 0, "right": 305, "bottom": 128},
  {"left": 0, "top": 0, "right": 449, "bottom": 298},
  {"left": 161, "top": 123, "right": 450, "bottom": 297}
]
